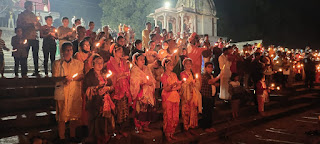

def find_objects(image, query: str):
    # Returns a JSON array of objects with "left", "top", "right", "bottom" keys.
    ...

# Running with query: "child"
[
  {"left": 200, "top": 62, "right": 220, "bottom": 133},
  {"left": 180, "top": 58, "right": 202, "bottom": 136},
  {"left": 255, "top": 75, "right": 269, "bottom": 116},
  {"left": 228, "top": 73, "right": 247, "bottom": 119},
  {"left": 11, "top": 27, "right": 28, "bottom": 78},
  {"left": 161, "top": 58, "right": 181, "bottom": 142},
  {"left": 0, "top": 29, "right": 10, "bottom": 78}
]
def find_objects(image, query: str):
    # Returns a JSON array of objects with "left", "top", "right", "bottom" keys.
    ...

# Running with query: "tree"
[{"left": 99, "top": 0, "right": 164, "bottom": 39}]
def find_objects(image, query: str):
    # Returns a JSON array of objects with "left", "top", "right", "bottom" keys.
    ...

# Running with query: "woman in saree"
[
  {"left": 106, "top": 44, "right": 131, "bottom": 138},
  {"left": 180, "top": 58, "right": 202, "bottom": 137},
  {"left": 130, "top": 52, "right": 156, "bottom": 133},
  {"left": 83, "top": 55, "right": 115, "bottom": 143},
  {"left": 161, "top": 58, "right": 181, "bottom": 142}
]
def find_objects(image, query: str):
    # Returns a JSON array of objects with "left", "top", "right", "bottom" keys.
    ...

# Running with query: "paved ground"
[{"left": 211, "top": 108, "right": 320, "bottom": 144}]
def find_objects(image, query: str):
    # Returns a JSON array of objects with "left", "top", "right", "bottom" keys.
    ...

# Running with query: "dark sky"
[
  {"left": 50, "top": 0, "right": 102, "bottom": 30},
  {"left": 214, "top": 0, "right": 320, "bottom": 49}
]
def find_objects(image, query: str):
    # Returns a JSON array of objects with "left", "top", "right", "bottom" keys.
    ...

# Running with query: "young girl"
[
  {"left": 255, "top": 75, "right": 269, "bottom": 116},
  {"left": 228, "top": 73, "right": 246, "bottom": 119},
  {"left": 161, "top": 58, "right": 181, "bottom": 142},
  {"left": 180, "top": 58, "right": 202, "bottom": 137},
  {"left": 130, "top": 52, "right": 156, "bottom": 133}
]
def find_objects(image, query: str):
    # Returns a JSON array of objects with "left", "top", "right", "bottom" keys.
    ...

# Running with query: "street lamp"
[{"left": 164, "top": 1, "right": 171, "bottom": 8}]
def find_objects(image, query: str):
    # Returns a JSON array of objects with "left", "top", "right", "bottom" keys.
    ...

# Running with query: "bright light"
[{"left": 164, "top": 1, "right": 171, "bottom": 8}]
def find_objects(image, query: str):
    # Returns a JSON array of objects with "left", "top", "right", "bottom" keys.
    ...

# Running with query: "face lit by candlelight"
[
  {"left": 93, "top": 58, "right": 104, "bottom": 71},
  {"left": 184, "top": 60, "right": 192, "bottom": 71}
]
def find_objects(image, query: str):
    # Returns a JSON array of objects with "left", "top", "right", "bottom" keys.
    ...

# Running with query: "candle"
[
  {"left": 129, "top": 63, "right": 133, "bottom": 68},
  {"left": 279, "top": 68, "right": 282, "bottom": 72},
  {"left": 72, "top": 73, "right": 78, "bottom": 78},
  {"left": 37, "top": 16, "right": 40, "bottom": 21},
  {"left": 173, "top": 49, "right": 178, "bottom": 54},
  {"left": 183, "top": 78, "right": 187, "bottom": 81},
  {"left": 106, "top": 70, "right": 112, "bottom": 78},
  {"left": 271, "top": 83, "right": 275, "bottom": 87},
  {"left": 55, "top": 29, "right": 58, "bottom": 33},
  {"left": 23, "top": 39, "right": 28, "bottom": 44},
  {"left": 195, "top": 74, "right": 199, "bottom": 79},
  {"left": 96, "top": 43, "right": 100, "bottom": 47},
  {"left": 276, "top": 86, "right": 280, "bottom": 90},
  {"left": 146, "top": 76, "right": 149, "bottom": 80},
  {"left": 300, "top": 64, "right": 304, "bottom": 67},
  {"left": 72, "top": 27, "right": 76, "bottom": 31}
]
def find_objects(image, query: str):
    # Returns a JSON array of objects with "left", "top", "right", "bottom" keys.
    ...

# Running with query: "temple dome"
[{"left": 175, "top": 0, "right": 216, "bottom": 16}]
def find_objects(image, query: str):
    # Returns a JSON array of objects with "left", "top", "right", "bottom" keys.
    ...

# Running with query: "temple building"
[{"left": 148, "top": 0, "right": 218, "bottom": 38}]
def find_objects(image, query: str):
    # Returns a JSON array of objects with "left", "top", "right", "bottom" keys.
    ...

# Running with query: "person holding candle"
[
  {"left": 52, "top": 42, "right": 84, "bottom": 142},
  {"left": 145, "top": 40, "right": 158, "bottom": 65},
  {"left": 11, "top": 28, "right": 28, "bottom": 78},
  {"left": 255, "top": 74, "right": 269, "bottom": 116},
  {"left": 180, "top": 58, "right": 202, "bottom": 137},
  {"left": 129, "top": 39, "right": 144, "bottom": 61},
  {"left": 58, "top": 17, "right": 76, "bottom": 58},
  {"left": 161, "top": 58, "right": 181, "bottom": 141},
  {"left": 130, "top": 52, "right": 156, "bottom": 133},
  {"left": 158, "top": 40, "right": 169, "bottom": 61},
  {"left": 40, "top": 16, "right": 57, "bottom": 77},
  {"left": 83, "top": 55, "right": 115, "bottom": 143},
  {"left": 17, "top": 1, "right": 41, "bottom": 77},
  {"left": 74, "top": 39, "right": 94, "bottom": 74},
  {"left": 142, "top": 22, "right": 152, "bottom": 49},
  {"left": 106, "top": 44, "right": 131, "bottom": 138},
  {"left": 187, "top": 32, "right": 206, "bottom": 75},
  {"left": 218, "top": 47, "right": 233, "bottom": 100},
  {"left": 200, "top": 62, "right": 220, "bottom": 132}
]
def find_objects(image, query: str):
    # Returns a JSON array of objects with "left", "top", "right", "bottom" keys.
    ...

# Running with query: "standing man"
[
  {"left": 57, "top": 17, "right": 75, "bottom": 58},
  {"left": 40, "top": 16, "right": 57, "bottom": 77},
  {"left": 17, "top": 1, "right": 41, "bottom": 76},
  {"left": 142, "top": 22, "right": 151, "bottom": 49},
  {"left": 52, "top": 42, "right": 84, "bottom": 142}
]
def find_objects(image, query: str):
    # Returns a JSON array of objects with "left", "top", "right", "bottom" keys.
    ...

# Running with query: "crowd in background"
[{"left": 0, "top": 1, "right": 320, "bottom": 143}]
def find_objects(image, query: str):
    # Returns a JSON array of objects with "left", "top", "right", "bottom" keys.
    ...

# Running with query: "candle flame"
[
  {"left": 106, "top": 70, "right": 112, "bottom": 78},
  {"left": 183, "top": 78, "right": 187, "bottom": 81},
  {"left": 55, "top": 29, "right": 58, "bottom": 33},
  {"left": 146, "top": 76, "right": 149, "bottom": 80},
  {"left": 195, "top": 74, "right": 198, "bottom": 79},
  {"left": 130, "top": 63, "right": 133, "bottom": 68},
  {"left": 96, "top": 43, "right": 100, "bottom": 47},
  {"left": 173, "top": 49, "right": 178, "bottom": 54},
  {"left": 72, "top": 73, "right": 78, "bottom": 78},
  {"left": 23, "top": 39, "right": 28, "bottom": 44},
  {"left": 271, "top": 83, "right": 275, "bottom": 87},
  {"left": 276, "top": 86, "right": 280, "bottom": 90}
]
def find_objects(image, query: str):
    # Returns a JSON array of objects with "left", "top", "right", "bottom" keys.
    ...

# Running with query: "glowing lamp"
[
  {"left": 164, "top": 1, "right": 171, "bottom": 8},
  {"left": 23, "top": 39, "right": 28, "bottom": 44},
  {"left": 106, "top": 70, "right": 112, "bottom": 78},
  {"left": 72, "top": 73, "right": 78, "bottom": 78}
]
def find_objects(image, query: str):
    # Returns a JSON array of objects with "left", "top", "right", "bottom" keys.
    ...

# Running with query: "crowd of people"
[{"left": 0, "top": 1, "right": 320, "bottom": 144}]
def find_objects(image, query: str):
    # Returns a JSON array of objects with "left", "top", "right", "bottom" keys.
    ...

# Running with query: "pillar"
[
  {"left": 214, "top": 18, "right": 217, "bottom": 36},
  {"left": 175, "top": 16, "right": 179, "bottom": 35},
  {"left": 154, "top": 16, "right": 158, "bottom": 26},
  {"left": 166, "top": 18, "right": 169, "bottom": 31},
  {"left": 180, "top": 13, "right": 185, "bottom": 34},
  {"left": 163, "top": 13, "right": 167, "bottom": 30}
]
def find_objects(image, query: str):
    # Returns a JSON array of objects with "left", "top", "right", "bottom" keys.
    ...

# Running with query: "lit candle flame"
[
  {"left": 129, "top": 63, "right": 133, "bottom": 68},
  {"left": 37, "top": 16, "right": 40, "bottom": 21},
  {"left": 300, "top": 64, "right": 304, "bottom": 67},
  {"left": 23, "top": 39, "right": 28, "bottom": 44},
  {"left": 183, "top": 78, "right": 187, "bottom": 81},
  {"left": 173, "top": 49, "right": 178, "bottom": 54},
  {"left": 72, "top": 73, "right": 78, "bottom": 78},
  {"left": 271, "top": 83, "right": 275, "bottom": 87},
  {"left": 72, "top": 28, "right": 76, "bottom": 31},
  {"left": 195, "top": 74, "right": 199, "bottom": 79},
  {"left": 106, "top": 70, "right": 112, "bottom": 78},
  {"left": 55, "top": 29, "right": 58, "bottom": 33},
  {"left": 146, "top": 76, "right": 149, "bottom": 80},
  {"left": 96, "top": 43, "right": 100, "bottom": 47},
  {"left": 279, "top": 68, "right": 282, "bottom": 72},
  {"left": 276, "top": 86, "right": 280, "bottom": 90}
]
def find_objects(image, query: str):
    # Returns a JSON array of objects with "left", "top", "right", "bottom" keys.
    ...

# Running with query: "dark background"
[{"left": 214, "top": 0, "right": 320, "bottom": 49}]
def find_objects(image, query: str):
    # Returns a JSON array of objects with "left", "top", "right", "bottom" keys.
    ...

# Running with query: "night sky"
[{"left": 214, "top": 0, "right": 320, "bottom": 49}]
